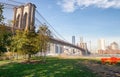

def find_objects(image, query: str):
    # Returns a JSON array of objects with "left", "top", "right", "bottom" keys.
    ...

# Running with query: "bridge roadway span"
[
  {"left": 50, "top": 37, "right": 85, "bottom": 52},
  {"left": 5, "top": 26, "right": 85, "bottom": 52}
]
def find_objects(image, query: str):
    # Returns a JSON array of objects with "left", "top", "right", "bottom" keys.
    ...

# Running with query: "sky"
[{"left": 1, "top": 0, "right": 120, "bottom": 50}]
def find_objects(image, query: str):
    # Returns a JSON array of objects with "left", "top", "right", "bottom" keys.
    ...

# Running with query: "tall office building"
[
  {"left": 110, "top": 42, "right": 119, "bottom": 50},
  {"left": 72, "top": 36, "right": 75, "bottom": 45},
  {"left": 80, "top": 37, "right": 83, "bottom": 43},
  {"left": 98, "top": 39, "right": 105, "bottom": 50}
]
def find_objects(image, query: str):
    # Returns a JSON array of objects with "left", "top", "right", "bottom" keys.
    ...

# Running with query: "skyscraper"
[
  {"left": 80, "top": 37, "right": 83, "bottom": 43},
  {"left": 110, "top": 42, "right": 119, "bottom": 50},
  {"left": 98, "top": 39, "right": 105, "bottom": 50},
  {"left": 72, "top": 36, "right": 75, "bottom": 45}
]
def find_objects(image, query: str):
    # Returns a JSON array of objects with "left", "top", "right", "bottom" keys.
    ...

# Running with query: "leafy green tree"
[
  {"left": 0, "top": 4, "right": 12, "bottom": 56},
  {"left": 0, "top": 4, "right": 4, "bottom": 23},
  {"left": 21, "top": 31, "right": 40, "bottom": 61},
  {"left": 37, "top": 24, "right": 51, "bottom": 62},
  {"left": 0, "top": 24, "right": 12, "bottom": 56},
  {"left": 10, "top": 30, "right": 23, "bottom": 54},
  {"left": 11, "top": 30, "right": 40, "bottom": 61}
]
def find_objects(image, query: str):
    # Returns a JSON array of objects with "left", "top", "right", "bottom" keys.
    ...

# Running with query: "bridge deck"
[{"left": 50, "top": 37, "right": 85, "bottom": 51}]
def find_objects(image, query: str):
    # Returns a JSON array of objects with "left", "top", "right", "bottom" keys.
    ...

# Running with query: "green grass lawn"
[{"left": 0, "top": 57, "right": 98, "bottom": 77}]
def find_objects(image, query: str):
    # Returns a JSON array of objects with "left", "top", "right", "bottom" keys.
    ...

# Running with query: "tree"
[
  {"left": 0, "top": 4, "right": 4, "bottom": 24},
  {"left": 37, "top": 24, "right": 51, "bottom": 62},
  {"left": 0, "top": 4, "right": 12, "bottom": 56},
  {"left": 21, "top": 31, "right": 40, "bottom": 61},
  {"left": 10, "top": 30, "right": 23, "bottom": 56},
  {"left": 11, "top": 30, "right": 40, "bottom": 61},
  {"left": 0, "top": 24, "right": 12, "bottom": 56}
]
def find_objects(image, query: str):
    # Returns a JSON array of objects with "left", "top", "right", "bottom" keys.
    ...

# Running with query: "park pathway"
[{"left": 78, "top": 60, "right": 120, "bottom": 77}]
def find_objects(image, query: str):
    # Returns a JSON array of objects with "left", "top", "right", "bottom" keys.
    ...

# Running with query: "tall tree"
[
  {"left": 0, "top": 24, "right": 12, "bottom": 56},
  {"left": 0, "top": 4, "right": 4, "bottom": 24},
  {"left": 0, "top": 4, "right": 12, "bottom": 56},
  {"left": 11, "top": 30, "right": 40, "bottom": 61},
  {"left": 38, "top": 24, "right": 51, "bottom": 62},
  {"left": 21, "top": 31, "right": 40, "bottom": 61}
]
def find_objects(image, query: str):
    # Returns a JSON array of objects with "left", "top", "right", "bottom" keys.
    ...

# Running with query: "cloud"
[
  {"left": 58, "top": 0, "right": 120, "bottom": 12},
  {"left": 57, "top": 0, "right": 77, "bottom": 12}
]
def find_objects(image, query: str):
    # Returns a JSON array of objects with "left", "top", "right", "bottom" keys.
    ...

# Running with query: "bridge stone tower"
[{"left": 13, "top": 3, "right": 36, "bottom": 31}]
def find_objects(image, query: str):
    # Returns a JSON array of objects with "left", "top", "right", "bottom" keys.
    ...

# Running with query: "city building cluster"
[{"left": 98, "top": 39, "right": 120, "bottom": 54}]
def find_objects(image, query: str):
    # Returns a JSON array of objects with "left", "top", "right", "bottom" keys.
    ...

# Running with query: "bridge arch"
[
  {"left": 23, "top": 12, "right": 27, "bottom": 30},
  {"left": 13, "top": 3, "right": 36, "bottom": 31},
  {"left": 16, "top": 14, "right": 20, "bottom": 28}
]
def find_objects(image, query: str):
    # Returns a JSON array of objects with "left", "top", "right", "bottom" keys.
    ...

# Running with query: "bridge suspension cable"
[
  {"left": 35, "top": 9, "right": 67, "bottom": 41},
  {"left": 35, "top": 17, "right": 60, "bottom": 39},
  {"left": 35, "top": 17, "right": 43, "bottom": 25},
  {"left": 8, "top": 0, "right": 25, "bottom": 5},
  {"left": 0, "top": 2, "right": 17, "bottom": 7}
]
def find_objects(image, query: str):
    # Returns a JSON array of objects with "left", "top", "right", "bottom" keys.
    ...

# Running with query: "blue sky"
[{"left": 1, "top": 0, "right": 120, "bottom": 48}]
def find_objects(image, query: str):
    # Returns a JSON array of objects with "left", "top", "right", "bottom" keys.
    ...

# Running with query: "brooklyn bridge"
[{"left": 1, "top": 2, "right": 89, "bottom": 56}]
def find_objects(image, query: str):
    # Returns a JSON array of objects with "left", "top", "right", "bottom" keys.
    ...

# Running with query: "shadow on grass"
[{"left": 0, "top": 58, "right": 98, "bottom": 77}]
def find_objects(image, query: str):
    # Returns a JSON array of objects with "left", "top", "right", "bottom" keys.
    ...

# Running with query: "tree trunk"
[
  {"left": 0, "top": 52, "right": 2, "bottom": 56},
  {"left": 28, "top": 54, "right": 31, "bottom": 62},
  {"left": 16, "top": 53, "right": 18, "bottom": 60},
  {"left": 40, "top": 49, "right": 42, "bottom": 60},
  {"left": 12, "top": 51, "right": 15, "bottom": 60},
  {"left": 43, "top": 51, "right": 46, "bottom": 62}
]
